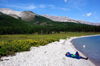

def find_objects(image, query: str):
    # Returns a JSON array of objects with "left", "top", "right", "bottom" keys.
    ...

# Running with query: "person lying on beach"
[{"left": 65, "top": 51, "right": 88, "bottom": 60}]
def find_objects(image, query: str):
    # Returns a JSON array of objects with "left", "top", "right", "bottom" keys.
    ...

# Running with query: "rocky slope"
[
  {"left": 42, "top": 14, "right": 77, "bottom": 23},
  {"left": 0, "top": 8, "right": 37, "bottom": 21},
  {"left": 0, "top": 8, "right": 21, "bottom": 19},
  {"left": 42, "top": 14, "right": 100, "bottom": 26},
  {"left": 19, "top": 11, "right": 37, "bottom": 21}
]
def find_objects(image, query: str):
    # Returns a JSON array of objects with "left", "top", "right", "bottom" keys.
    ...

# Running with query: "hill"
[
  {"left": 0, "top": 12, "right": 32, "bottom": 34},
  {"left": 28, "top": 15, "right": 88, "bottom": 27},
  {"left": 25, "top": 15, "right": 100, "bottom": 34},
  {"left": 0, "top": 9, "right": 100, "bottom": 35}
]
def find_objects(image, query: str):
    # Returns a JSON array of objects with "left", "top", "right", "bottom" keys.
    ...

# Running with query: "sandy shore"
[{"left": 0, "top": 36, "right": 96, "bottom": 66}]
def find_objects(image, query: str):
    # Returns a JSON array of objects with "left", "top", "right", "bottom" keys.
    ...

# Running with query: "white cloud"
[
  {"left": 64, "top": 0, "right": 67, "bottom": 2},
  {"left": 0, "top": 3, "right": 69, "bottom": 11},
  {"left": 67, "top": 0, "right": 87, "bottom": 10},
  {"left": 0, "top": 4, "right": 36, "bottom": 10},
  {"left": 39, "top": 4, "right": 69, "bottom": 11},
  {"left": 58, "top": 7, "right": 70, "bottom": 11},
  {"left": 26, "top": 5, "right": 36, "bottom": 9},
  {"left": 47, "top": 5, "right": 55, "bottom": 9},
  {"left": 39, "top": 4, "right": 55, "bottom": 9},
  {"left": 86, "top": 13, "right": 92, "bottom": 17},
  {"left": 40, "top": 4, "right": 46, "bottom": 8}
]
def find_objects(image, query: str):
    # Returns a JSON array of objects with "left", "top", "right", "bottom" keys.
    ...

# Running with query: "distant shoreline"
[{"left": 70, "top": 34, "right": 100, "bottom": 66}]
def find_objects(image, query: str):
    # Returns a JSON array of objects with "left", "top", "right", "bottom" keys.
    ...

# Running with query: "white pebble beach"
[{"left": 0, "top": 36, "right": 96, "bottom": 66}]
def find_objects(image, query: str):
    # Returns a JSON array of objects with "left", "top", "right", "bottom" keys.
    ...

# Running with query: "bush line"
[{"left": 0, "top": 38, "right": 59, "bottom": 57}]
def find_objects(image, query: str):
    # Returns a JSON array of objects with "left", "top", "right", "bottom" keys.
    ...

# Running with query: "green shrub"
[{"left": 0, "top": 38, "right": 59, "bottom": 57}]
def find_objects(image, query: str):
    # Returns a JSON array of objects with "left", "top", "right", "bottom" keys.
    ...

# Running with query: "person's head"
[
  {"left": 66, "top": 52, "right": 70, "bottom": 55},
  {"left": 66, "top": 53, "right": 69, "bottom": 55}
]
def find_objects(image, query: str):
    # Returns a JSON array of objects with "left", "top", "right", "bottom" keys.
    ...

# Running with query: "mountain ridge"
[
  {"left": 42, "top": 14, "right": 100, "bottom": 26},
  {"left": 0, "top": 8, "right": 100, "bottom": 26}
]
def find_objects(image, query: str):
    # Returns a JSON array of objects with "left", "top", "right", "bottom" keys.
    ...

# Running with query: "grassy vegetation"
[
  {"left": 0, "top": 32, "right": 99, "bottom": 41},
  {"left": 0, "top": 38, "right": 59, "bottom": 56},
  {"left": 0, "top": 32, "right": 100, "bottom": 58}
]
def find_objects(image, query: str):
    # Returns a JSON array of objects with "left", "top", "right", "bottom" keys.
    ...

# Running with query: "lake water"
[{"left": 72, "top": 35, "right": 100, "bottom": 66}]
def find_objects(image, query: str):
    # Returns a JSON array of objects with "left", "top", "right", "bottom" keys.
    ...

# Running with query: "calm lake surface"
[{"left": 72, "top": 35, "right": 100, "bottom": 66}]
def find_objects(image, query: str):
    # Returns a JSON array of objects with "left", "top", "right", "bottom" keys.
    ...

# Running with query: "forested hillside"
[
  {"left": 25, "top": 15, "right": 100, "bottom": 34},
  {"left": 0, "top": 12, "right": 32, "bottom": 34},
  {"left": 0, "top": 12, "right": 100, "bottom": 35}
]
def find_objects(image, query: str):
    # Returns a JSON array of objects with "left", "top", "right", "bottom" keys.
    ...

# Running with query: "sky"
[{"left": 0, "top": 0, "right": 100, "bottom": 23}]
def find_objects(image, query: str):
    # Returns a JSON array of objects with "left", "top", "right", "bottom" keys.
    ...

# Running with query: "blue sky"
[{"left": 0, "top": 0, "right": 100, "bottom": 23}]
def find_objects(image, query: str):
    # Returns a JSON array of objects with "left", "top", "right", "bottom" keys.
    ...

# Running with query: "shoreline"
[
  {"left": 70, "top": 34, "right": 100, "bottom": 66},
  {"left": 0, "top": 35, "right": 99, "bottom": 66},
  {"left": 71, "top": 41, "right": 96, "bottom": 66}
]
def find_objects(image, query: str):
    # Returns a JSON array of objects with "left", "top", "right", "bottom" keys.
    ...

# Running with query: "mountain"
[
  {"left": 0, "top": 8, "right": 37, "bottom": 21},
  {"left": 0, "top": 11, "right": 32, "bottom": 34},
  {"left": 42, "top": 14, "right": 100, "bottom": 26},
  {"left": 42, "top": 14, "right": 77, "bottom": 22},
  {"left": 19, "top": 11, "right": 37, "bottom": 21},
  {"left": 0, "top": 12, "right": 28, "bottom": 27},
  {"left": 0, "top": 8, "right": 100, "bottom": 26},
  {"left": 0, "top": 8, "right": 21, "bottom": 19},
  {"left": 0, "top": 10, "right": 90, "bottom": 28},
  {"left": 32, "top": 15, "right": 84, "bottom": 27},
  {"left": 0, "top": 11, "right": 89, "bottom": 28}
]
